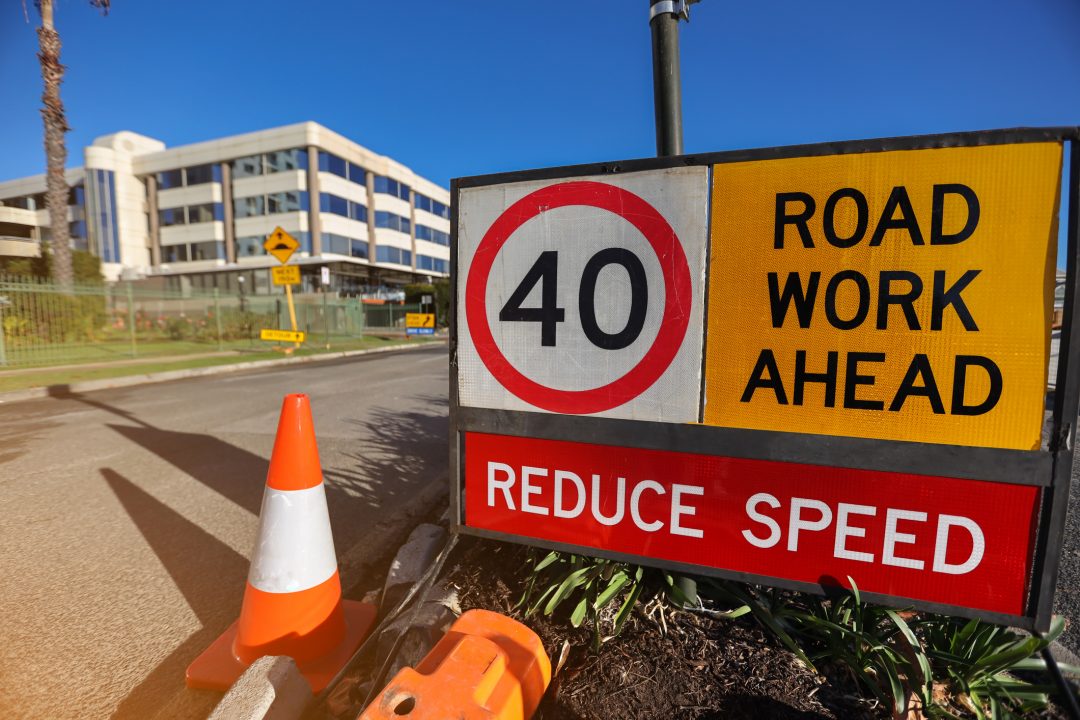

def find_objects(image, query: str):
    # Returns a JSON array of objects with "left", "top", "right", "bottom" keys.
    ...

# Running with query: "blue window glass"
[
  {"left": 266, "top": 149, "right": 308, "bottom": 173},
  {"left": 187, "top": 203, "right": 223, "bottom": 224},
  {"left": 157, "top": 169, "right": 183, "bottom": 190},
  {"left": 69, "top": 220, "right": 87, "bottom": 239},
  {"left": 163, "top": 244, "right": 189, "bottom": 262},
  {"left": 236, "top": 236, "right": 265, "bottom": 257},
  {"left": 298, "top": 231, "right": 312, "bottom": 254},
  {"left": 415, "top": 224, "right": 431, "bottom": 241},
  {"left": 350, "top": 239, "right": 369, "bottom": 259},
  {"left": 415, "top": 194, "right": 432, "bottom": 213},
  {"left": 185, "top": 164, "right": 220, "bottom": 186},
  {"left": 348, "top": 163, "right": 367, "bottom": 185},
  {"left": 191, "top": 241, "right": 225, "bottom": 260},
  {"left": 268, "top": 191, "right": 308, "bottom": 214},
  {"left": 349, "top": 202, "right": 368, "bottom": 222},
  {"left": 318, "top": 152, "right": 347, "bottom": 178},
  {"left": 432, "top": 200, "right": 450, "bottom": 219},
  {"left": 401, "top": 249, "right": 411, "bottom": 265},
  {"left": 374, "top": 176, "right": 409, "bottom": 199},
  {"left": 159, "top": 207, "right": 186, "bottom": 226},
  {"left": 234, "top": 195, "right": 265, "bottom": 218},
  {"left": 232, "top": 155, "right": 263, "bottom": 178},
  {"left": 323, "top": 233, "right": 350, "bottom": 255},
  {"left": 320, "top": 193, "right": 349, "bottom": 217}
]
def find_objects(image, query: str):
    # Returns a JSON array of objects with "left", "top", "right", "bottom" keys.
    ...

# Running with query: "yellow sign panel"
[
  {"left": 264, "top": 226, "right": 299, "bottom": 264},
  {"left": 260, "top": 328, "right": 305, "bottom": 343},
  {"left": 704, "top": 143, "right": 1061, "bottom": 450},
  {"left": 272, "top": 265, "right": 301, "bottom": 286},
  {"left": 406, "top": 312, "right": 435, "bottom": 328}
]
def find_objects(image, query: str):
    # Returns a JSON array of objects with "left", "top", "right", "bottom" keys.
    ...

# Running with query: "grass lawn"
[{"left": 0, "top": 336, "right": 438, "bottom": 393}]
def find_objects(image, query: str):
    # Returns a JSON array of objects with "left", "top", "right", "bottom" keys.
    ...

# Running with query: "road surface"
[{"left": 0, "top": 345, "right": 448, "bottom": 719}]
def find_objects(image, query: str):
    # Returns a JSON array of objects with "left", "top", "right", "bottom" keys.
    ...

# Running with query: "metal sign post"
[
  {"left": 263, "top": 226, "right": 302, "bottom": 349},
  {"left": 450, "top": 127, "right": 1080, "bottom": 631}
]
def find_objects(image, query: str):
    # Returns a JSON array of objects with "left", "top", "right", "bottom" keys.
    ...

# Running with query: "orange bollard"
[
  {"left": 186, "top": 393, "right": 377, "bottom": 693},
  {"left": 359, "top": 609, "right": 551, "bottom": 720}
]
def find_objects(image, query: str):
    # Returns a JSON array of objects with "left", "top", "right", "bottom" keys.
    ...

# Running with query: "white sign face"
[{"left": 457, "top": 167, "right": 708, "bottom": 421}]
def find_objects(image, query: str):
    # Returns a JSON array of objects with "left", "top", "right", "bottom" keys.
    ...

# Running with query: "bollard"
[{"left": 358, "top": 609, "right": 551, "bottom": 720}]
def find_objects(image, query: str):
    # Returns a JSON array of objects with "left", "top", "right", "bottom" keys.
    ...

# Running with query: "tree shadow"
[{"left": 101, "top": 467, "right": 246, "bottom": 719}]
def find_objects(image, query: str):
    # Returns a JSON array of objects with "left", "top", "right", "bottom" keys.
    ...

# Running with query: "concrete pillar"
[
  {"left": 146, "top": 174, "right": 161, "bottom": 268},
  {"left": 366, "top": 171, "right": 377, "bottom": 266},
  {"left": 221, "top": 161, "right": 236, "bottom": 264},
  {"left": 408, "top": 185, "right": 417, "bottom": 272},
  {"left": 306, "top": 146, "right": 322, "bottom": 256}
]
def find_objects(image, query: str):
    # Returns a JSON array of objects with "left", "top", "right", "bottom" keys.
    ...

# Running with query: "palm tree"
[{"left": 35, "top": 0, "right": 110, "bottom": 290}]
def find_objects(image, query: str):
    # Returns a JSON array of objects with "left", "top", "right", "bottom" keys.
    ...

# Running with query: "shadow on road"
[{"left": 102, "top": 467, "right": 245, "bottom": 719}]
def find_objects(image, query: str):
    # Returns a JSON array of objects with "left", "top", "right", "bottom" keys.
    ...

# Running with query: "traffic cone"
[{"left": 186, "top": 393, "right": 377, "bottom": 693}]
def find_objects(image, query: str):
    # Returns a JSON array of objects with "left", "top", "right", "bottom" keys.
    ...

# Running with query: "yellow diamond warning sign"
[
  {"left": 264, "top": 227, "right": 299, "bottom": 264},
  {"left": 703, "top": 142, "right": 1062, "bottom": 451}
]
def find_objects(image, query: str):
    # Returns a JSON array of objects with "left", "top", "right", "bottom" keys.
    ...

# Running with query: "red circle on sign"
[{"left": 465, "top": 180, "right": 693, "bottom": 414}]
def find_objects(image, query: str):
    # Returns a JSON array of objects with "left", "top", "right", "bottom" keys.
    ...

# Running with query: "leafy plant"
[
  {"left": 518, "top": 550, "right": 698, "bottom": 650},
  {"left": 916, "top": 614, "right": 1068, "bottom": 719}
]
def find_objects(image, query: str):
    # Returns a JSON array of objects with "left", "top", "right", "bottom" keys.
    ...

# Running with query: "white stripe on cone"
[{"left": 248, "top": 483, "right": 338, "bottom": 593}]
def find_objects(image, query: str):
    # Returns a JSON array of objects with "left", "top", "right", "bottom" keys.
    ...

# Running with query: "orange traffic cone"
[{"left": 186, "top": 393, "right": 377, "bottom": 693}]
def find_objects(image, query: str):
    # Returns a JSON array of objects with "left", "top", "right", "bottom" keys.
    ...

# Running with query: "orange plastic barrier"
[
  {"left": 186, "top": 393, "right": 377, "bottom": 692},
  {"left": 359, "top": 609, "right": 551, "bottom": 720}
]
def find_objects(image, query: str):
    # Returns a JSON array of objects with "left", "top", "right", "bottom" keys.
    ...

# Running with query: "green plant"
[
  {"left": 916, "top": 614, "right": 1068, "bottom": 719},
  {"left": 518, "top": 551, "right": 701, "bottom": 651}
]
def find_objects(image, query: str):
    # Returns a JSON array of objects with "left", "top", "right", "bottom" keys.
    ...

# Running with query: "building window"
[
  {"left": 320, "top": 193, "right": 349, "bottom": 217},
  {"left": 266, "top": 149, "right": 308, "bottom": 173},
  {"left": 350, "top": 238, "right": 369, "bottom": 259},
  {"left": 185, "top": 164, "right": 221, "bottom": 186},
  {"left": 232, "top": 155, "right": 263, "bottom": 178},
  {"left": 374, "top": 176, "right": 411, "bottom": 201},
  {"left": 191, "top": 241, "right": 226, "bottom": 260},
  {"left": 417, "top": 254, "right": 448, "bottom": 274},
  {"left": 415, "top": 193, "right": 449, "bottom": 219},
  {"left": 267, "top": 191, "right": 309, "bottom": 214},
  {"left": 415, "top": 224, "right": 449, "bottom": 246},
  {"left": 188, "top": 202, "right": 224, "bottom": 224},
  {"left": 376, "top": 245, "right": 411, "bottom": 266},
  {"left": 348, "top": 163, "right": 367, "bottom": 185},
  {"left": 236, "top": 236, "right": 266, "bottom": 257},
  {"left": 318, "top": 151, "right": 348, "bottom": 178},
  {"left": 350, "top": 202, "right": 367, "bottom": 222},
  {"left": 157, "top": 169, "right": 183, "bottom": 190},
  {"left": 234, "top": 195, "right": 265, "bottom": 218},
  {"left": 159, "top": 207, "right": 185, "bottom": 226},
  {"left": 375, "top": 210, "right": 410, "bottom": 234},
  {"left": 163, "top": 244, "right": 189, "bottom": 263}
]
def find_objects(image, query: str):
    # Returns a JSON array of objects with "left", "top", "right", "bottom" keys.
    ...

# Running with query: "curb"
[
  {"left": 0, "top": 339, "right": 446, "bottom": 405},
  {"left": 208, "top": 656, "right": 311, "bottom": 720}
]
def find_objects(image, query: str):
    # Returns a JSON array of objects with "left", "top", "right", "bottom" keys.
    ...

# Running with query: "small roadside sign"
[
  {"left": 406, "top": 313, "right": 435, "bottom": 335},
  {"left": 421, "top": 294, "right": 433, "bottom": 305},
  {"left": 260, "top": 328, "right": 305, "bottom": 343},
  {"left": 264, "top": 227, "right": 299, "bottom": 264},
  {"left": 321, "top": 266, "right": 331, "bottom": 286},
  {"left": 272, "top": 265, "right": 301, "bottom": 286}
]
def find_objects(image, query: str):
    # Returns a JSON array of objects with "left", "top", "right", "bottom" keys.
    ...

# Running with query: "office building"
[{"left": 0, "top": 122, "right": 451, "bottom": 295}]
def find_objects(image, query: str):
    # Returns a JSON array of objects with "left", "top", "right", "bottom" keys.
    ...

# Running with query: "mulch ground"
[{"left": 443, "top": 535, "right": 888, "bottom": 720}]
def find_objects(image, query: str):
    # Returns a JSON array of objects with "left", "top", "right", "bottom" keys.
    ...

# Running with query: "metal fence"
[{"left": 0, "top": 275, "right": 423, "bottom": 369}]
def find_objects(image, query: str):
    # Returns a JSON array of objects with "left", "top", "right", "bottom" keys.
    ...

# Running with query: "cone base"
[{"left": 185, "top": 599, "right": 377, "bottom": 693}]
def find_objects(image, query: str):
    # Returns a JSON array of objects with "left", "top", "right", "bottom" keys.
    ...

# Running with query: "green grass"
[{"left": 0, "top": 336, "right": 438, "bottom": 393}]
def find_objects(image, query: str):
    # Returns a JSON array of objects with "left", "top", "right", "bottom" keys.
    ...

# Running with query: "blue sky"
[{"left": 1, "top": 0, "right": 1078, "bottom": 252}]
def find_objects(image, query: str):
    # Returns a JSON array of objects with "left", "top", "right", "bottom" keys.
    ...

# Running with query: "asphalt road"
[{"left": 0, "top": 345, "right": 449, "bottom": 720}]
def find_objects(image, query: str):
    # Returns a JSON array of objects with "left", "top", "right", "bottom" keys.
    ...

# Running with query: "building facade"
[{"left": 0, "top": 122, "right": 450, "bottom": 296}]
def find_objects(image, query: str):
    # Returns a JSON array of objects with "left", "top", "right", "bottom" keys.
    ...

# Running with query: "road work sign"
[
  {"left": 261, "top": 328, "right": 305, "bottom": 343},
  {"left": 406, "top": 313, "right": 435, "bottom": 335},
  {"left": 450, "top": 128, "right": 1080, "bottom": 631},
  {"left": 272, "top": 265, "right": 301, "bottom": 286},
  {"left": 706, "top": 144, "right": 1059, "bottom": 451}
]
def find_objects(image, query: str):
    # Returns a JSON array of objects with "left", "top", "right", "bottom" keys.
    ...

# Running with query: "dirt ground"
[{"left": 443, "top": 536, "right": 889, "bottom": 720}]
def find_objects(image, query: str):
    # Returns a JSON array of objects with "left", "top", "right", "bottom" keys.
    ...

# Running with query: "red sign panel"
[{"left": 464, "top": 432, "right": 1040, "bottom": 616}]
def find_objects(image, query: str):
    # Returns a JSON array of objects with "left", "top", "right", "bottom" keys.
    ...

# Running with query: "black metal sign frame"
[{"left": 449, "top": 127, "right": 1080, "bottom": 631}]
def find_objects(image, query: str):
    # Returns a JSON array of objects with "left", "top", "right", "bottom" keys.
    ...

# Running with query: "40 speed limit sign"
[
  {"left": 450, "top": 128, "right": 1080, "bottom": 632},
  {"left": 456, "top": 168, "right": 708, "bottom": 420}
]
